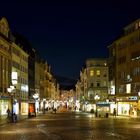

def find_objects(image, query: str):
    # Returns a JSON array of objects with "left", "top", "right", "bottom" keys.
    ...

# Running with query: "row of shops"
[
  {"left": 79, "top": 96, "right": 139, "bottom": 117},
  {"left": 1, "top": 95, "right": 138, "bottom": 118},
  {"left": 0, "top": 97, "right": 40, "bottom": 117},
  {"left": 0, "top": 97, "right": 66, "bottom": 117},
  {"left": 0, "top": 98, "right": 29, "bottom": 116}
]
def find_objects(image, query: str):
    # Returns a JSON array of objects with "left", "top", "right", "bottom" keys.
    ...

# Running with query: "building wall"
[
  {"left": 109, "top": 19, "right": 140, "bottom": 116},
  {"left": 115, "top": 19, "right": 140, "bottom": 95},
  {"left": 108, "top": 43, "right": 116, "bottom": 96},
  {"left": 86, "top": 58, "right": 109, "bottom": 101},
  {"left": 39, "top": 61, "right": 45, "bottom": 99},
  {"left": 0, "top": 17, "right": 11, "bottom": 95},
  {"left": 0, "top": 17, "right": 12, "bottom": 115},
  {"left": 11, "top": 42, "right": 28, "bottom": 115},
  {"left": 11, "top": 42, "right": 28, "bottom": 100}
]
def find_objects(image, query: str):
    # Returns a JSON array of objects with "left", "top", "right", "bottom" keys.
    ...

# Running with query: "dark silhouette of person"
[
  {"left": 113, "top": 108, "right": 116, "bottom": 117},
  {"left": 6, "top": 108, "right": 10, "bottom": 118}
]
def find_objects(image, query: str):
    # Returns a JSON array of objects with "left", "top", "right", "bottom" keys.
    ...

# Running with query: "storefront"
[
  {"left": 40, "top": 99, "right": 47, "bottom": 111},
  {"left": 0, "top": 98, "right": 11, "bottom": 115},
  {"left": 28, "top": 102, "right": 36, "bottom": 117},
  {"left": 68, "top": 97, "right": 74, "bottom": 110},
  {"left": 117, "top": 102, "right": 137, "bottom": 116},
  {"left": 116, "top": 96, "right": 138, "bottom": 117},
  {"left": 21, "top": 102, "right": 28, "bottom": 115},
  {"left": 96, "top": 102, "right": 110, "bottom": 117},
  {"left": 75, "top": 100, "right": 80, "bottom": 111},
  {"left": 35, "top": 100, "right": 39, "bottom": 113},
  {"left": 109, "top": 102, "right": 117, "bottom": 114},
  {"left": 13, "top": 100, "right": 19, "bottom": 114},
  {"left": 82, "top": 102, "right": 96, "bottom": 112}
]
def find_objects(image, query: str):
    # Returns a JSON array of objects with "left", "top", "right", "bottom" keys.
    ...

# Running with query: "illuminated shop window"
[{"left": 126, "top": 84, "right": 131, "bottom": 93}]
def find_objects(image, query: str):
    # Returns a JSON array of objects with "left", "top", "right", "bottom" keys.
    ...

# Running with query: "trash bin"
[{"left": 106, "top": 113, "right": 109, "bottom": 118}]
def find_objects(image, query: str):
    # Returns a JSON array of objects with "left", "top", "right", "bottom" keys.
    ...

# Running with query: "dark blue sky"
[{"left": 0, "top": 1, "right": 140, "bottom": 79}]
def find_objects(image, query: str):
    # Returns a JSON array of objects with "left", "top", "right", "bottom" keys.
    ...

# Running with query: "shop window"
[{"left": 126, "top": 84, "right": 131, "bottom": 93}]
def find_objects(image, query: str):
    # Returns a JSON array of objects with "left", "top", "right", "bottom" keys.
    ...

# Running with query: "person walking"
[
  {"left": 6, "top": 108, "right": 10, "bottom": 118},
  {"left": 13, "top": 113, "right": 17, "bottom": 123},
  {"left": 53, "top": 108, "right": 57, "bottom": 114},
  {"left": 6, "top": 108, "right": 11, "bottom": 122},
  {"left": 113, "top": 108, "right": 116, "bottom": 117}
]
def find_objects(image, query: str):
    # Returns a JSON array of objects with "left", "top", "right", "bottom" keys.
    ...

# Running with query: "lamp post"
[
  {"left": 94, "top": 94, "right": 100, "bottom": 101},
  {"left": 94, "top": 94, "right": 100, "bottom": 117},
  {"left": 43, "top": 98, "right": 46, "bottom": 114},
  {"left": 7, "top": 85, "right": 16, "bottom": 122}
]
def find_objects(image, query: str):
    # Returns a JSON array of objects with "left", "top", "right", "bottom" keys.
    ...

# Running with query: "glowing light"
[
  {"left": 33, "top": 93, "right": 39, "bottom": 99},
  {"left": 94, "top": 95, "right": 100, "bottom": 100}
]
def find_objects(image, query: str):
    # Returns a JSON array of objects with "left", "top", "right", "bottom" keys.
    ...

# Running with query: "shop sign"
[
  {"left": 128, "top": 96, "right": 138, "bottom": 101},
  {"left": 96, "top": 102, "right": 110, "bottom": 107}
]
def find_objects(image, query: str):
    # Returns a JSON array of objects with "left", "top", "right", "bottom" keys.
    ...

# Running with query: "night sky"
[{"left": 0, "top": 1, "right": 140, "bottom": 79}]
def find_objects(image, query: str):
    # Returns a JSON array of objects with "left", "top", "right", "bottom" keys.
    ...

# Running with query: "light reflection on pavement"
[{"left": 0, "top": 112, "right": 140, "bottom": 140}]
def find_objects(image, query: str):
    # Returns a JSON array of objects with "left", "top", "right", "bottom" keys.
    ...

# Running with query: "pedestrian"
[
  {"left": 37, "top": 108, "right": 39, "bottom": 113},
  {"left": 6, "top": 108, "right": 10, "bottom": 118},
  {"left": 53, "top": 108, "right": 57, "bottom": 114},
  {"left": 113, "top": 108, "right": 116, "bottom": 117},
  {"left": 13, "top": 113, "right": 17, "bottom": 123},
  {"left": 74, "top": 106, "right": 77, "bottom": 111}
]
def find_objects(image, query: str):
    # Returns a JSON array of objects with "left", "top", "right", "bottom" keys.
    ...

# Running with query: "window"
[
  {"left": 96, "top": 70, "right": 100, "bottom": 77},
  {"left": 90, "top": 70, "right": 94, "bottom": 76},
  {"left": 118, "top": 56, "right": 126, "bottom": 64},
  {"left": 90, "top": 83, "right": 93, "bottom": 87},
  {"left": 103, "top": 81, "right": 107, "bottom": 86},
  {"left": 96, "top": 81, "right": 100, "bottom": 87}
]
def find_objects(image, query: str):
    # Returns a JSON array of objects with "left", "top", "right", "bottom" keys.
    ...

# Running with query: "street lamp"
[
  {"left": 94, "top": 94, "right": 100, "bottom": 117},
  {"left": 42, "top": 98, "right": 46, "bottom": 114},
  {"left": 94, "top": 94, "right": 100, "bottom": 100},
  {"left": 7, "top": 85, "right": 16, "bottom": 121}
]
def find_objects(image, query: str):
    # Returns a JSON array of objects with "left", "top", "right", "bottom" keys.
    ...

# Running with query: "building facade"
[
  {"left": 86, "top": 58, "right": 108, "bottom": 102},
  {"left": 0, "top": 17, "right": 12, "bottom": 116},
  {"left": 11, "top": 42, "right": 29, "bottom": 116},
  {"left": 108, "top": 19, "right": 140, "bottom": 117}
]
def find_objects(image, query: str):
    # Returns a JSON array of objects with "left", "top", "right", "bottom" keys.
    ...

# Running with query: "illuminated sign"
[
  {"left": 12, "top": 72, "right": 18, "bottom": 84},
  {"left": 128, "top": 96, "right": 138, "bottom": 101},
  {"left": 12, "top": 72, "right": 17, "bottom": 80},
  {"left": 21, "top": 84, "right": 28, "bottom": 92},
  {"left": 110, "top": 86, "right": 115, "bottom": 95},
  {"left": 96, "top": 102, "right": 110, "bottom": 107}
]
